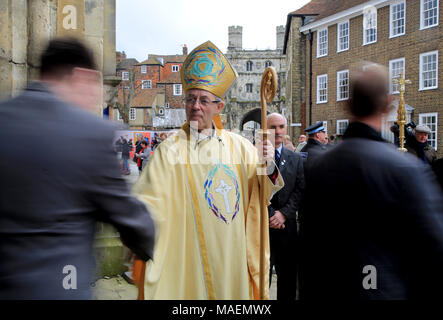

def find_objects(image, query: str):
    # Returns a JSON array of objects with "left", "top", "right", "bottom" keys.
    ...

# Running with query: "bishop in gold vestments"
[{"left": 132, "top": 41, "right": 282, "bottom": 299}]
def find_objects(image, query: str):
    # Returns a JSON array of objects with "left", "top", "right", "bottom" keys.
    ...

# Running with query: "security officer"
[{"left": 300, "top": 121, "right": 328, "bottom": 171}]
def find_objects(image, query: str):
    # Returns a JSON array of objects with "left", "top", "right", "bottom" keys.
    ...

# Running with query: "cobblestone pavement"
[
  {"left": 122, "top": 162, "right": 141, "bottom": 186},
  {"left": 93, "top": 274, "right": 278, "bottom": 300}
]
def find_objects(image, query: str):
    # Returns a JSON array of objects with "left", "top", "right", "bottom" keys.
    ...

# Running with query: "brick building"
[
  {"left": 113, "top": 46, "right": 187, "bottom": 129},
  {"left": 224, "top": 26, "right": 287, "bottom": 130},
  {"left": 284, "top": 0, "right": 442, "bottom": 156}
]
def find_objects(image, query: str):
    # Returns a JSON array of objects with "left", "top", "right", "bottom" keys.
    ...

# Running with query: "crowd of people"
[
  {"left": 113, "top": 132, "right": 172, "bottom": 176},
  {"left": 1, "top": 37, "right": 443, "bottom": 301}
]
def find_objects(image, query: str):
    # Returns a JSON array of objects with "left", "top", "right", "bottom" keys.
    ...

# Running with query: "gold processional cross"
[{"left": 392, "top": 73, "right": 411, "bottom": 152}]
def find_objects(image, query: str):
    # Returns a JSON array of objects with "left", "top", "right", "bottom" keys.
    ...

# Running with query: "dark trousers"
[{"left": 269, "top": 219, "right": 298, "bottom": 300}]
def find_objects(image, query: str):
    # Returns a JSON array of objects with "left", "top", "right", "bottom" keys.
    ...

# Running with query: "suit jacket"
[
  {"left": 300, "top": 122, "right": 443, "bottom": 300},
  {"left": 0, "top": 82, "right": 155, "bottom": 299},
  {"left": 268, "top": 147, "right": 304, "bottom": 221}
]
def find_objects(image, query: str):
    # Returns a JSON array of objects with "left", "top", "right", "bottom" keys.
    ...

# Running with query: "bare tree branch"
[{"left": 114, "top": 69, "right": 146, "bottom": 125}]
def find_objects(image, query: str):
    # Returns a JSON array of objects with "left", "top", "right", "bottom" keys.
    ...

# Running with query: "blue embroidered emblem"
[{"left": 204, "top": 162, "right": 241, "bottom": 224}]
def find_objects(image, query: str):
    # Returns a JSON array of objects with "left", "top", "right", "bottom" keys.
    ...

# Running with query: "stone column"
[
  {"left": 86, "top": 0, "right": 123, "bottom": 278},
  {"left": 28, "top": 0, "right": 56, "bottom": 82},
  {"left": 0, "top": 0, "right": 14, "bottom": 101},
  {"left": 85, "top": 0, "right": 103, "bottom": 72},
  {"left": 0, "top": 0, "right": 28, "bottom": 101},
  {"left": 103, "top": 0, "right": 115, "bottom": 77},
  {"left": 102, "top": 0, "right": 120, "bottom": 119}
]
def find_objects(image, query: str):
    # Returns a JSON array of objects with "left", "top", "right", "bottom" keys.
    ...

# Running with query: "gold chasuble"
[{"left": 132, "top": 124, "right": 283, "bottom": 299}]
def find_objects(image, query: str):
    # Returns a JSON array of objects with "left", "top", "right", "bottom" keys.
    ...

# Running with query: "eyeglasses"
[{"left": 184, "top": 97, "right": 219, "bottom": 107}]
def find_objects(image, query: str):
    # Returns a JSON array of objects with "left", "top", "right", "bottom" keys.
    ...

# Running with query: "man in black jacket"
[
  {"left": 121, "top": 139, "right": 131, "bottom": 175},
  {"left": 405, "top": 124, "right": 438, "bottom": 165},
  {"left": 300, "top": 121, "right": 328, "bottom": 170},
  {"left": 299, "top": 64, "right": 443, "bottom": 300},
  {"left": 267, "top": 113, "right": 304, "bottom": 300},
  {"left": 0, "top": 38, "right": 155, "bottom": 300}
]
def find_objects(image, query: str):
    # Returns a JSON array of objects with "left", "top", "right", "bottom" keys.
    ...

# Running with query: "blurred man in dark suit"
[
  {"left": 299, "top": 63, "right": 443, "bottom": 300},
  {"left": 0, "top": 38, "right": 155, "bottom": 300}
]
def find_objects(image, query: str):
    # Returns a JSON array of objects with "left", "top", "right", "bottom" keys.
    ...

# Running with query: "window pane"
[
  {"left": 421, "top": 52, "right": 438, "bottom": 89},
  {"left": 338, "top": 22, "right": 349, "bottom": 51},
  {"left": 364, "top": 11, "right": 377, "bottom": 43},
  {"left": 318, "top": 29, "right": 328, "bottom": 56},
  {"left": 390, "top": 59, "right": 405, "bottom": 93},
  {"left": 337, "top": 120, "right": 349, "bottom": 134},
  {"left": 317, "top": 75, "right": 328, "bottom": 103},
  {"left": 130, "top": 108, "right": 136, "bottom": 121},
  {"left": 337, "top": 71, "right": 349, "bottom": 100},
  {"left": 423, "top": 0, "right": 438, "bottom": 27},
  {"left": 391, "top": 2, "right": 405, "bottom": 36},
  {"left": 419, "top": 114, "right": 438, "bottom": 149},
  {"left": 174, "top": 84, "right": 182, "bottom": 95}
]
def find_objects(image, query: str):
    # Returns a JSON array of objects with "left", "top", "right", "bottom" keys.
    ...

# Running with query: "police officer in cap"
[{"left": 300, "top": 121, "right": 328, "bottom": 169}]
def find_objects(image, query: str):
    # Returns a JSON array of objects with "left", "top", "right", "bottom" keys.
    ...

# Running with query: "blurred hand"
[
  {"left": 270, "top": 222, "right": 285, "bottom": 229},
  {"left": 270, "top": 210, "right": 286, "bottom": 229},
  {"left": 255, "top": 139, "right": 274, "bottom": 162}
]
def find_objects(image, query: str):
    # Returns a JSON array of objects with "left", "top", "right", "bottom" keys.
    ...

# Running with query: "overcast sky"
[{"left": 116, "top": 0, "right": 311, "bottom": 61}]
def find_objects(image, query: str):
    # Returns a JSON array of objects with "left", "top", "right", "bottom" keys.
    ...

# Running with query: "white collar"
[{"left": 190, "top": 124, "right": 223, "bottom": 148}]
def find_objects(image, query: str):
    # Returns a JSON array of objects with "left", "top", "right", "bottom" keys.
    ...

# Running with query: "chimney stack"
[{"left": 183, "top": 44, "right": 188, "bottom": 56}]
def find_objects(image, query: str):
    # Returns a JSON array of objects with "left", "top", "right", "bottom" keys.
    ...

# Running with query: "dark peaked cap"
[{"left": 305, "top": 121, "right": 325, "bottom": 135}]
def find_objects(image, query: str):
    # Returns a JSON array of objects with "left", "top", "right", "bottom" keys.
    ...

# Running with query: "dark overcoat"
[{"left": 299, "top": 122, "right": 443, "bottom": 300}]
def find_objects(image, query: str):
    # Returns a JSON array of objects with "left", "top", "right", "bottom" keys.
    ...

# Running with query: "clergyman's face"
[{"left": 185, "top": 89, "right": 223, "bottom": 130}]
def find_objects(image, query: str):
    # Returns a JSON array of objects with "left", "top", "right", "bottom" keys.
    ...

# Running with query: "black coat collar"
[
  {"left": 307, "top": 138, "right": 324, "bottom": 147},
  {"left": 343, "top": 122, "right": 385, "bottom": 142}
]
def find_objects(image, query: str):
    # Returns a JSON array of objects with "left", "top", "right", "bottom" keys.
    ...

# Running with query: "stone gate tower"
[
  {"left": 276, "top": 25, "right": 285, "bottom": 51},
  {"left": 224, "top": 25, "right": 287, "bottom": 132},
  {"left": 228, "top": 26, "right": 243, "bottom": 51}
]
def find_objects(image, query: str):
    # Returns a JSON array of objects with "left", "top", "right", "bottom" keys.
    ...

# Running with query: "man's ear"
[
  {"left": 216, "top": 101, "right": 225, "bottom": 114},
  {"left": 381, "top": 94, "right": 395, "bottom": 115}
]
